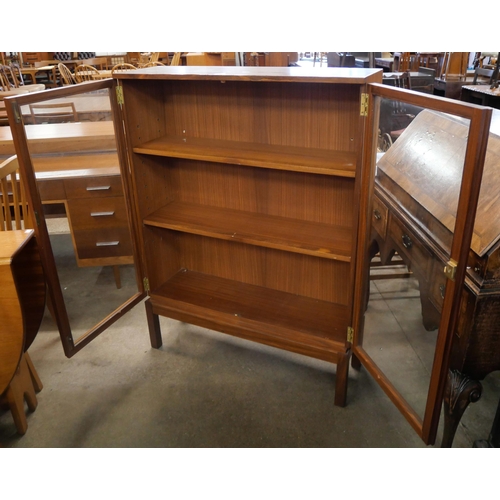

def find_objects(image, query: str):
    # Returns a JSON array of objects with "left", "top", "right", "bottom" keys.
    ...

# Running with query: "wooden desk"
[
  {"left": 0, "top": 121, "right": 116, "bottom": 156},
  {"left": 33, "top": 152, "right": 134, "bottom": 269},
  {"left": 461, "top": 85, "right": 500, "bottom": 109},
  {"left": 375, "top": 57, "right": 394, "bottom": 72},
  {"left": 433, "top": 75, "right": 476, "bottom": 99},
  {"left": 0, "top": 230, "right": 45, "bottom": 395}
]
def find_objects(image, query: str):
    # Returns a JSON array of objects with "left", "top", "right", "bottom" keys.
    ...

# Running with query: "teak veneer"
[{"left": 115, "top": 66, "right": 382, "bottom": 406}]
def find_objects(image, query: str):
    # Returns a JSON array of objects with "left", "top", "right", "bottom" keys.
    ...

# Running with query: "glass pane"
[
  {"left": 21, "top": 87, "right": 139, "bottom": 339},
  {"left": 364, "top": 95, "right": 471, "bottom": 420}
]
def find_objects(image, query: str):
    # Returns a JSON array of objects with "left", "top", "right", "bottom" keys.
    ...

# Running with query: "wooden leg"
[
  {"left": 113, "top": 265, "right": 122, "bottom": 289},
  {"left": 0, "top": 353, "right": 38, "bottom": 435},
  {"left": 441, "top": 369, "right": 482, "bottom": 447},
  {"left": 334, "top": 349, "right": 351, "bottom": 407},
  {"left": 25, "top": 351, "right": 43, "bottom": 393},
  {"left": 145, "top": 298, "right": 162, "bottom": 349}
]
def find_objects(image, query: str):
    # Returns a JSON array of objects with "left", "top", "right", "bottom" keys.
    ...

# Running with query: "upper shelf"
[{"left": 133, "top": 136, "right": 357, "bottom": 177}]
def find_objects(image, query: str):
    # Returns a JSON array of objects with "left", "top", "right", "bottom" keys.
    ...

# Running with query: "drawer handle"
[
  {"left": 439, "top": 284, "right": 446, "bottom": 299},
  {"left": 373, "top": 209, "right": 382, "bottom": 220},
  {"left": 401, "top": 234, "right": 413, "bottom": 249},
  {"left": 90, "top": 211, "right": 115, "bottom": 217},
  {"left": 86, "top": 185, "right": 111, "bottom": 191},
  {"left": 96, "top": 241, "right": 119, "bottom": 247}
]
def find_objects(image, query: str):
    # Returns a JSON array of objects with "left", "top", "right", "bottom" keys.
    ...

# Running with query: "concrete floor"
[{"left": 1, "top": 227, "right": 500, "bottom": 448}]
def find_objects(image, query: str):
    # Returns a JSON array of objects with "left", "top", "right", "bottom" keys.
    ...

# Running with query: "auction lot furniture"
[{"left": 6, "top": 69, "right": 495, "bottom": 447}]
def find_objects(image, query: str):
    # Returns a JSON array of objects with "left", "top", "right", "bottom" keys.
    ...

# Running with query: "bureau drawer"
[
  {"left": 72, "top": 227, "right": 133, "bottom": 260},
  {"left": 64, "top": 175, "right": 123, "bottom": 199},
  {"left": 67, "top": 197, "right": 129, "bottom": 231},
  {"left": 372, "top": 196, "right": 388, "bottom": 239},
  {"left": 387, "top": 215, "right": 432, "bottom": 276},
  {"left": 428, "top": 258, "right": 447, "bottom": 312}
]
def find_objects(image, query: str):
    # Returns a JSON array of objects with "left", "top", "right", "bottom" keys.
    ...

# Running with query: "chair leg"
[
  {"left": 113, "top": 265, "right": 122, "bottom": 289},
  {"left": 0, "top": 353, "right": 39, "bottom": 435}
]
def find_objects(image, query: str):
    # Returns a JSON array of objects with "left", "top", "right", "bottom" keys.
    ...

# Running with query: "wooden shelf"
[
  {"left": 151, "top": 270, "right": 349, "bottom": 360},
  {"left": 133, "top": 136, "right": 357, "bottom": 177},
  {"left": 143, "top": 201, "right": 352, "bottom": 261}
]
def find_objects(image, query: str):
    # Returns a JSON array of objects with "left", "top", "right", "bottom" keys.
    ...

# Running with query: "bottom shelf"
[{"left": 150, "top": 270, "right": 349, "bottom": 362}]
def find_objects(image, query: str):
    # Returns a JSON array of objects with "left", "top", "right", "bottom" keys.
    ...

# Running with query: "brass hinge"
[
  {"left": 347, "top": 326, "right": 354, "bottom": 343},
  {"left": 360, "top": 93, "right": 369, "bottom": 117},
  {"left": 443, "top": 259, "right": 457, "bottom": 282},
  {"left": 143, "top": 277, "right": 150, "bottom": 292},
  {"left": 116, "top": 85, "right": 124, "bottom": 106}
]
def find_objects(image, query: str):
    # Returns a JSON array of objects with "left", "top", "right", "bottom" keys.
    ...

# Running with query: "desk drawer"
[
  {"left": 38, "top": 179, "right": 66, "bottom": 202},
  {"left": 67, "top": 197, "right": 129, "bottom": 231},
  {"left": 64, "top": 175, "right": 123, "bottom": 199},
  {"left": 387, "top": 215, "right": 432, "bottom": 276},
  {"left": 372, "top": 196, "right": 388, "bottom": 239},
  {"left": 72, "top": 227, "right": 133, "bottom": 260}
]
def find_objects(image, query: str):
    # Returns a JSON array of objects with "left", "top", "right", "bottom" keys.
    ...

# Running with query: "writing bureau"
[{"left": 114, "top": 66, "right": 382, "bottom": 406}]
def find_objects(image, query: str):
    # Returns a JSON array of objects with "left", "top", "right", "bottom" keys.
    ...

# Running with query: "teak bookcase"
[{"left": 115, "top": 67, "right": 382, "bottom": 406}]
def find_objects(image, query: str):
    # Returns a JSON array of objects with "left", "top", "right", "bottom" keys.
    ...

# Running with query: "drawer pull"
[
  {"left": 402, "top": 234, "right": 413, "bottom": 249},
  {"left": 86, "top": 185, "right": 111, "bottom": 191},
  {"left": 90, "top": 211, "right": 115, "bottom": 217},
  {"left": 373, "top": 209, "right": 382, "bottom": 220},
  {"left": 96, "top": 241, "right": 119, "bottom": 247}
]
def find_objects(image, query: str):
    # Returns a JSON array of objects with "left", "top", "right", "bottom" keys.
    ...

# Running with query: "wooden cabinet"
[{"left": 114, "top": 67, "right": 382, "bottom": 406}]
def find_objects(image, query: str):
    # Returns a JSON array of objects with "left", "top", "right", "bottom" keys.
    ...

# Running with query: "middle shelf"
[
  {"left": 143, "top": 201, "right": 353, "bottom": 261},
  {"left": 133, "top": 136, "right": 357, "bottom": 177}
]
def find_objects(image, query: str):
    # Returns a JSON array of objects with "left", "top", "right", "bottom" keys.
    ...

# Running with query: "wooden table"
[
  {"left": 461, "top": 84, "right": 500, "bottom": 109},
  {"left": 19, "top": 93, "right": 112, "bottom": 123},
  {"left": 20, "top": 65, "right": 57, "bottom": 87},
  {"left": 0, "top": 121, "right": 116, "bottom": 156},
  {"left": 0, "top": 230, "right": 45, "bottom": 395}
]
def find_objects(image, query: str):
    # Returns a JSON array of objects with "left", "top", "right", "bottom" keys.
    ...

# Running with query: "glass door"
[
  {"left": 4, "top": 79, "right": 145, "bottom": 357},
  {"left": 352, "top": 83, "right": 492, "bottom": 445}
]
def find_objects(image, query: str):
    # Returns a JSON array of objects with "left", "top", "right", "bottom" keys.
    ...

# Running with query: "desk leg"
[
  {"left": 441, "top": 369, "right": 482, "bottom": 447},
  {"left": 145, "top": 298, "right": 162, "bottom": 349}
]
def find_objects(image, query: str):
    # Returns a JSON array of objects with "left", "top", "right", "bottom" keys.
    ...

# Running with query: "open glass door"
[
  {"left": 4, "top": 79, "right": 145, "bottom": 358},
  {"left": 352, "top": 83, "right": 492, "bottom": 445}
]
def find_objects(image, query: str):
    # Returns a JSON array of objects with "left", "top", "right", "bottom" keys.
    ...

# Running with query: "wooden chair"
[
  {"left": 170, "top": 52, "right": 182, "bottom": 66},
  {"left": 7, "top": 64, "right": 46, "bottom": 92},
  {"left": 74, "top": 64, "right": 101, "bottom": 83},
  {"left": 81, "top": 57, "right": 107, "bottom": 70},
  {"left": 58, "top": 62, "right": 76, "bottom": 85},
  {"left": 111, "top": 63, "right": 137, "bottom": 75},
  {"left": 472, "top": 67, "right": 495, "bottom": 85},
  {"left": 0, "top": 155, "right": 32, "bottom": 231},
  {"left": 29, "top": 102, "right": 79, "bottom": 124},
  {"left": 141, "top": 61, "right": 165, "bottom": 67}
]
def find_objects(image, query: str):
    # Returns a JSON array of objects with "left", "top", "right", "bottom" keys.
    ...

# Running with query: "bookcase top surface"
[{"left": 114, "top": 65, "right": 383, "bottom": 84}]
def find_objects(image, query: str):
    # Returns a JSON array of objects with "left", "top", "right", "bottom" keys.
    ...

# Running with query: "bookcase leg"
[
  {"left": 334, "top": 350, "right": 351, "bottom": 407},
  {"left": 145, "top": 298, "right": 162, "bottom": 349}
]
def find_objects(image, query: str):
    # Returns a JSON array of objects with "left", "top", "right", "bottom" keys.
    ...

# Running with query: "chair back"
[
  {"left": 141, "top": 61, "right": 165, "bottom": 67},
  {"left": 74, "top": 64, "right": 101, "bottom": 83},
  {"left": 170, "top": 52, "right": 182, "bottom": 66},
  {"left": 472, "top": 67, "right": 495, "bottom": 85},
  {"left": 0, "top": 155, "right": 32, "bottom": 231},
  {"left": 58, "top": 63, "right": 76, "bottom": 85},
  {"left": 29, "top": 102, "right": 79, "bottom": 124},
  {"left": 111, "top": 63, "right": 137, "bottom": 75}
]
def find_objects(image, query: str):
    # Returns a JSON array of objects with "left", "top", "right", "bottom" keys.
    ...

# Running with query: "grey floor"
[{"left": 1, "top": 228, "right": 500, "bottom": 449}]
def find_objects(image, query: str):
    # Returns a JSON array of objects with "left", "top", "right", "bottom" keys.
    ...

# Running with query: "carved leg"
[
  {"left": 441, "top": 369, "right": 482, "bottom": 447},
  {"left": 334, "top": 349, "right": 351, "bottom": 407},
  {"left": 145, "top": 298, "right": 162, "bottom": 349}
]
